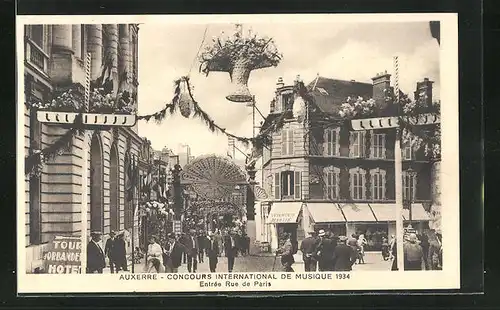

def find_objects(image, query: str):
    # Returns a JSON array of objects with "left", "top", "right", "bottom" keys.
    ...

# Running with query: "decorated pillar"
[
  {"left": 52, "top": 25, "right": 73, "bottom": 53},
  {"left": 71, "top": 25, "right": 82, "bottom": 58},
  {"left": 86, "top": 24, "right": 103, "bottom": 80},
  {"left": 245, "top": 165, "right": 257, "bottom": 255},
  {"left": 119, "top": 24, "right": 130, "bottom": 76},
  {"left": 103, "top": 24, "right": 119, "bottom": 94}
]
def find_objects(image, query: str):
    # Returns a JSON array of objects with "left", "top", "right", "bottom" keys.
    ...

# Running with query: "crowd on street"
[{"left": 276, "top": 228, "right": 443, "bottom": 272}]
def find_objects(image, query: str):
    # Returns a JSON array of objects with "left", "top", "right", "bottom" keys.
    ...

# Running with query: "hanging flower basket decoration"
[
  {"left": 177, "top": 77, "right": 196, "bottom": 118},
  {"left": 138, "top": 200, "right": 175, "bottom": 218},
  {"left": 199, "top": 24, "right": 282, "bottom": 103}
]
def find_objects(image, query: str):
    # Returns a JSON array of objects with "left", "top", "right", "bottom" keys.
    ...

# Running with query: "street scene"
[{"left": 22, "top": 19, "right": 443, "bottom": 277}]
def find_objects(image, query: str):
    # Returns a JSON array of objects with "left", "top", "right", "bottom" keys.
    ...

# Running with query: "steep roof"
[{"left": 307, "top": 77, "right": 373, "bottom": 114}]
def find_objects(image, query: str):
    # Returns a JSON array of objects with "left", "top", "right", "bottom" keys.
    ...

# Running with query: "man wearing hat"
[
  {"left": 87, "top": 231, "right": 106, "bottom": 274},
  {"left": 104, "top": 231, "right": 117, "bottom": 273},
  {"left": 300, "top": 231, "right": 319, "bottom": 272},
  {"left": 114, "top": 231, "right": 128, "bottom": 272},
  {"left": 333, "top": 236, "right": 357, "bottom": 271},
  {"left": 316, "top": 229, "right": 335, "bottom": 271},
  {"left": 164, "top": 233, "right": 184, "bottom": 273},
  {"left": 205, "top": 231, "right": 219, "bottom": 272},
  {"left": 184, "top": 229, "right": 199, "bottom": 273},
  {"left": 277, "top": 232, "right": 295, "bottom": 272},
  {"left": 224, "top": 228, "right": 239, "bottom": 272}
]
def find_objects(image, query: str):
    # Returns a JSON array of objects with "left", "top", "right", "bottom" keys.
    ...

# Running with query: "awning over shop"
[
  {"left": 306, "top": 203, "right": 346, "bottom": 223},
  {"left": 339, "top": 203, "right": 377, "bottom": 222},
  {"left": 369, "top": 203, "right": 399, "bottom": 222},
  {"left": 266, "top": 202, "right": 303, "bottom": 224},
  {"left": 403, "top": 203, "right": 431, "bottom": 221}
]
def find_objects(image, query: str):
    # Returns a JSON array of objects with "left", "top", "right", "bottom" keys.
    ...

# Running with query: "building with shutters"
[
  {"left": 23, "top": 24, "right": 144, "bottom": 273},
  {"left": 259, "top": 74, "right": 437, "bottom": 251}
]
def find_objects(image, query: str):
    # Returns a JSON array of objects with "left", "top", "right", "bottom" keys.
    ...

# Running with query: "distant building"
[
  {"left": 258, "top": 75, "right": 435, "bottom": 251},
  {"left": 177, "top": 144, "right": 191, "bottom": 168}
]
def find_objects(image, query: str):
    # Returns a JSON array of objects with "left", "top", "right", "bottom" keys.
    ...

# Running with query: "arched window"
[
  {"left": 90, "top": 133, "right": 104, "bottom": 232},
  {"left": 109, "top": 144, "right": 120, "bottom": 232}
]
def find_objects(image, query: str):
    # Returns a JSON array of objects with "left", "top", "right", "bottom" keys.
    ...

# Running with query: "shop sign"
[
  {"left": 42, "top": 236, "right": 82, "bottom": 274},
  {"left": 267, "top": 213, "right": 298, "bottom": 224}
]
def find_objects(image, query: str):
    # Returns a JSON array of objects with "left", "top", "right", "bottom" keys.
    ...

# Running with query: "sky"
[{"left": 137, "top": 21, "right": 440, "bottom": 161}]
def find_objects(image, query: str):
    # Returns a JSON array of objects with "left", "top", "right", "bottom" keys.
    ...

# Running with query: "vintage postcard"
[{"left": 17, "top": 13, "right": 459, "bottom": 294}]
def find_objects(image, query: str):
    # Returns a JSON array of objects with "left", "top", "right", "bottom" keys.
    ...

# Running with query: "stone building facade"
[
  {"left": 258, "top": 75, "right": 438, "bottom": 251},
  {"left": 23, "top": 24, "right": 142, "bottom": 273}
]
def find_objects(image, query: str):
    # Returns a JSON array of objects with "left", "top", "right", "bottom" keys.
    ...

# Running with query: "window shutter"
[
  {"left": 413, "top": 174, "right": 418, "bottom": 200},
  {"left": 294, "top": 171, "right": 301, "bottom": 199},
  {"left": 288, "top": 129, "right": 294, "bottom": 155},
  {"left": 335, "top": 129, "right": 340, "bottom": 156},
  {"left": 324, "top": 130, "right": 329, "bottom": 156},
  {"left": 381, "top": 134, "right": 386, "bottom": 159},
  {"left": 360, "top": 132, "right": 366, "bottom": 157},
  {"left": 382, "top": 172, "right": 386, "bottom": 200},
  {"left": 349, "top": 132, "right": 354, "bottom": 157},
  {"left": 371, "top": 173, "right": 375, "bottom": 200},
  {"left": 361, "top": 171, "right": 366, "bottom": 200},
  {"left": 274, "top": 173, "right": 280, "bottom": 199},
  {"left": 349, "top": 171, "right": 354, "bottom": 199},
  {"left": 281, "top": 130, "right": 287, "bottom": 155},
  {"left": 370, "top": 131, "right": 375, "bottom": 158}
]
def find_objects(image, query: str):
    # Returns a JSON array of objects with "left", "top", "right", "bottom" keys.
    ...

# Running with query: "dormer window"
[{"left": 282, "top": 93, "right": 293, "bottom": 111}]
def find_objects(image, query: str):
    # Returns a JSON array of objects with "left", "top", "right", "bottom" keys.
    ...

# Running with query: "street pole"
[
  {"left": 394, "top": 128, "right": 405, "bottom": 272},
  {"left": 81, "top": 52, "right": 91, "bottom": 274}
]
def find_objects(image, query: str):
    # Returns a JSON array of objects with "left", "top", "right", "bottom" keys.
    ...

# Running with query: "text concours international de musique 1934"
[{"left": 116, "top": 272, "right": 351, "bottom": 288}]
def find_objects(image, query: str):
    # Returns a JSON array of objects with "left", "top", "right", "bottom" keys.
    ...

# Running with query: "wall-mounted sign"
[{"left": 42, "top": 236, "right": 81, "bottom": 274}]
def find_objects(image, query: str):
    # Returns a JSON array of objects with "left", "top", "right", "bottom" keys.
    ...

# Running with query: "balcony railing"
[{"left": 25, "top": 38, "right": 49, "bottom": 75}]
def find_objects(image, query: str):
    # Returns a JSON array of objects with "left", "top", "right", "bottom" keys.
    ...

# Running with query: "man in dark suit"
[
  {"left": 333, "top": 236, "right": 357, "bottom": 271},
  {"left": 205, "top": 231, "right": 219, "bottom": 272},
  {"left": 87, "top": 231, "right": 106, "bottom": 274},
  {"left": 224, "top": 229, "right": 239, "bottom": 272},
  {"left": 164, "top": 233, "right": 184, "bottom": 273},
  {"left": 104, "top": 231, "right": 117, "bottom": 273},
  {"left": 316, "top": 229, "right": 336, "bottom": 271},
  {"left": 300, "top": 231, "right": 319, "bottom": 272},
  {"left": 184, "top": 229, "right": 199, "bottom": 273},
  {"left": 197, "top": 230, "right": 206, "bottom": 263}
]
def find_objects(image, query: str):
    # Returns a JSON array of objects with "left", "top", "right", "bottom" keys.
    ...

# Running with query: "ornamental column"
[
  {"left": 103, "top": 24, "right": 119, "bottom": 94},
  {"left": 71, "top": 25, "right": 82, "bottom": 58},
  {"left": 119, "top": 24, "right": 130, "bottom": 77},
  {"left": 86, "top": 24, "right": 103, "bottom": 80},
  {"left": 52, "top": 25, "right": 73, "bottom": 53}
]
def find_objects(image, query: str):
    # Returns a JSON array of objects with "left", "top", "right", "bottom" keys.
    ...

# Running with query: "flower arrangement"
[
  {"left": 338, "top": 96, "right": 377, "bottom": 118},
  {"left": 139, "top": 200, "right": 175, "bottom": 218},
  {"left": 199, "top": 25, "right": 282, "bottom": 102}
]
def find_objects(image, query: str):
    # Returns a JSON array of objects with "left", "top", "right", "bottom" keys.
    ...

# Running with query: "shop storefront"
[
  {"left": 266, "top": 202, "right": 305, "bottom": 251},
  {"left": 305, "top": 203, "right": 346, "bottom": 236}
]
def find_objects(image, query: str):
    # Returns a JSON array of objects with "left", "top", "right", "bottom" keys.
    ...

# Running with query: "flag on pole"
[
  {"left": 125, "top": 152, "right": 138, "bottom": 202},
  {"left": 227, "top": 137, "right": 235, "bottom": 159}
]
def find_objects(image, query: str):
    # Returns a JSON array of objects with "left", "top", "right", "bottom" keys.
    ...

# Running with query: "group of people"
[
  {"left": 87, "top": 230, "right": 128, "bottom": 274},
  {"left": 145, "top": 227, "right": 250, "bottom": 273},
  {"left": 390, "top": 229, "right": 443, "bottom": 271},
  {"left": 278, "top": 229, "right": 365, "bottom": 273}
]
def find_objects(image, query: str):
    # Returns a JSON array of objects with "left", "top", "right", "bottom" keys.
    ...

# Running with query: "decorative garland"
[
  {"left": 138, "top": 200, "right": 175, "bottom": 218},
  {"left": 24, "top": 113, "right": 85, "bottom": 177}
]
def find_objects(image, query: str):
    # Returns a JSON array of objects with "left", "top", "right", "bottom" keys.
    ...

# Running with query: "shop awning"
[
  {"left": 339, "top": 203, "right": 377, "bottom": 222},
  {"left": 266, "top": 202, "right": 302, "bottom": 224},
  {"left": 369, "top": 203, "right": 399, "bottom": 222},
  {"left": 306, "top": 203, "right": 346, "bottom": 223},
  {"left": 403, "top": 203, "right": 431, "bottom": 221}
]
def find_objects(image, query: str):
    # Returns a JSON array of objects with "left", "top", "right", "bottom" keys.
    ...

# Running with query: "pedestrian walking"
[
  {"left": 357, "top": 234, "right": 367, "bottom": 264},
  {"left": 184, "top": 229, "right": 199, "bottom": 273},
  {"left": 163, "top": 233, "right": 184, "bottom": 273},
  {"left": 426, "top": 230, "right": 442, "bottom": 270},
  {"left": 104, "top": 231, "right": 117, "bottom": 273},
  {"left": 418, "top": 232, "right": 430, "bottom": 270},
  {"left": 206, "top": 231, "right": 219, "bottom": 272},
  {"left": 180, "top": 232, "right": 188, "bottom": 264},
  {"left": 333, "top": 236, "right": 357, "bottom": 271},
  {"left": 114, "top": 232, "right": 128, "bottom": 272},
  {"left": 87, "top": 231, "right": 105, "bottom": 274},
  {"left": 300, "top": 231, "right": 319, "bottom": 272},
  {"left": 214, "top": 229, "right": 223, "bottom": 257},
  {"left": 197, "top": 230, "right": 206, "bottom": 263},
  {"left": 317, "top": 230, "right": 335, "bottom": 271},
  {"left": 277, "top": 232, "right": 294, "bottom": 272},
  {"left": 403, "top": 233, "right": 424, "bottom": 270},
  {"left": 146, "top": 236, "right": 164, "bottom": 273},
  {"left": 224, "top": 228, "right": 239, "bottom": 272}
]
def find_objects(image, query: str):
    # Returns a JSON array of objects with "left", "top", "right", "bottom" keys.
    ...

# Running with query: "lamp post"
[{"left": 406, "top": 167, "right": 417, "bottom": 228}]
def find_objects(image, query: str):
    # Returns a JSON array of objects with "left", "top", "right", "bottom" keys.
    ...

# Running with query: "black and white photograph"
[{"left": 17, "top": 14, "right": 459, "bottom": 293}]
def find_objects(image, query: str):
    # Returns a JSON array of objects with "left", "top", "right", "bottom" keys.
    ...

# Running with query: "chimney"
[
  {"left": 276, "top": 77, "right": 284, "bottom": 89},
  {"left": 414, "top": 78, "right": 434, "bottom": 107},
  {"left": 371, "top": 71, "right": 391, "bottom": 109}
]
